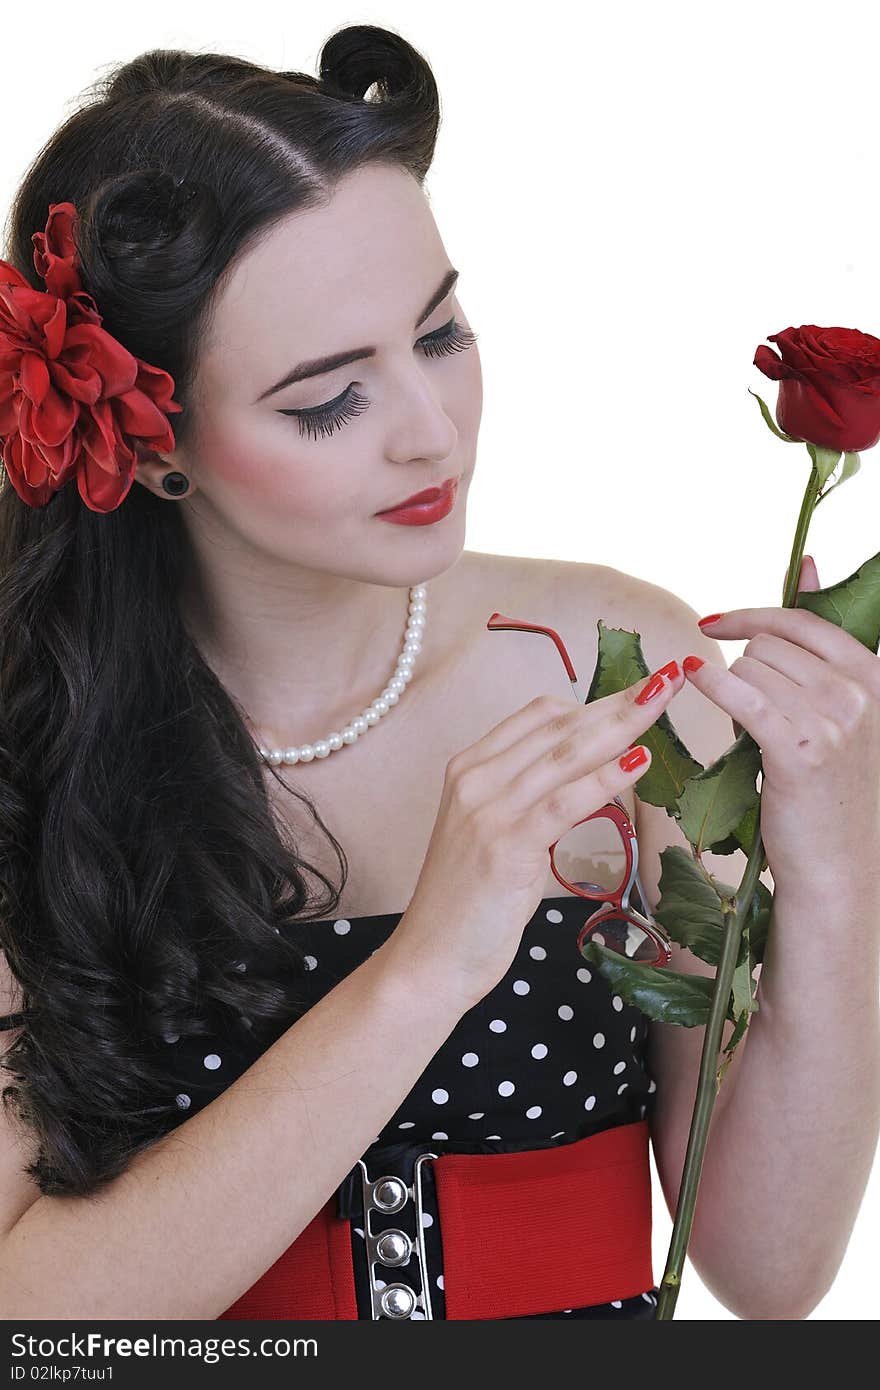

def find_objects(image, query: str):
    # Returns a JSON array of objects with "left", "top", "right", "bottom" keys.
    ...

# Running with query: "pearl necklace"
[{"left": 256, "top": 583, "right": 428, "bottom": 766}]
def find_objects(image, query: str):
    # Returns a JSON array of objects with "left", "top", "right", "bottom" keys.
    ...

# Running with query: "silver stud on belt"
[{"left": 357, "top": 1151, "right": 439, "bottom": 1319}]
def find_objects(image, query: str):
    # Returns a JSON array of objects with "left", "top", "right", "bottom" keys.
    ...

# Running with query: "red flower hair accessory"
[{"left": 0, "top": 201, "right": 183, "bottom": 513}]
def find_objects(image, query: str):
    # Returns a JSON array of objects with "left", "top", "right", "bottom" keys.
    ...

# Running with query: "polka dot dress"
[{"left": 163, "top": 893, "right": 660, "bottom": 1319}]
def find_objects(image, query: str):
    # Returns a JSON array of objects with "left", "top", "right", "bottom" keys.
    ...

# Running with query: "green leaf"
[
  {"left": 805, "top": 441, "right": 844, "bottom": 490},
  {"left": 705, "top": 795, "right": 761, "bottom": 857},
  {"left": 743, "top": 879, "right": 772, "bottom": 966},
  {"left": 585, "top": 621, "right": 703, "bottom": 810},
  {"left": 732, "top": 956, "right": 756, "bottom": 1019},
  {"left": 817, "top": 450, "right": 861, "bottom": 505},
  {"left": 674, "top": 730, "right": 762, "bottom": 853},
  {"left": 582, "top": 941, "right": 738, "bottom": 1028},
  {"left": 652, "top": 846, "right": 730, "bottom": 966},
  {"left": 748, "top": 389, "right": 801, "bottom": 443},
  {"left": 794, "top": 548, "right": 880, "bottom": 655}
]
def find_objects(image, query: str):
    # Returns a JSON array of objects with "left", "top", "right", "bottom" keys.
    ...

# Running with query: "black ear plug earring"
[{"left": 161, "top": 471, "right": 190, "bottom": 497}]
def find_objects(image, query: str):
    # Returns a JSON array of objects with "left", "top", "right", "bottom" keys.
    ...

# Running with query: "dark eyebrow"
[{"left": 254, "top": 266, "right": 460, "bottom": 402}]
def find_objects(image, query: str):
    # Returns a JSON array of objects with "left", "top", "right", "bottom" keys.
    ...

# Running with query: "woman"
[{"left": 0, "top": 27, "right": 877, "bottom": 1321}]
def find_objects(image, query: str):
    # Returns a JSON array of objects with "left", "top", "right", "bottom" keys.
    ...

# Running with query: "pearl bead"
[{"left": 256, "top": 582, "right": 428, "bottom": 765}]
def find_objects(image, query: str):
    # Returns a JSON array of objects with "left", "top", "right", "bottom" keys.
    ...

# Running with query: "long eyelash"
[{"left": 279, "top": 318, "right": 479, "bottom": 441}]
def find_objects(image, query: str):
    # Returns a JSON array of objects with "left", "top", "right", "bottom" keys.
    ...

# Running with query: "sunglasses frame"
[{"left": 486, "top": 611, "right": 674, "bottom": 968}]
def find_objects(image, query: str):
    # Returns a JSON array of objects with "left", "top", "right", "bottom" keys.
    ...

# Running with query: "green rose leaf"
[
  {"left": 674, "top": 729, "right": 762, "bottom": 854},
  {"left": 731, "top": 955, "right": 757, "bottom": 1020},
  {"left": 582, "top": 940, "right": 738, "bottom": 1028},
  {"left": 705, "top": 795, "right": 761, "bottom": 857},
  {"left": 794, "top": 548, "right": 880, "bottom": 655},
  {"left": 585, "top": 621, "right": 703, "bottom": 810},
  {"left": 652, "top": 846, "right": 729, "bottom": 966}
]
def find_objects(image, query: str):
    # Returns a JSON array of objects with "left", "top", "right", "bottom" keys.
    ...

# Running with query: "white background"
[{"left": 2, "top": 0, "right": 877, "bottom": 1320}]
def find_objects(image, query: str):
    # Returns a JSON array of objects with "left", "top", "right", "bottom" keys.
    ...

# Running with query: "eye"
[{"left": 277, "top": 318, "right": 479, "bottom": 442}]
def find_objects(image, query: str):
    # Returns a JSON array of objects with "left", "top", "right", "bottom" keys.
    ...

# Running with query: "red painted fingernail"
[
  {"left": 656, "top": 660, "right": 680, "bottom": 681},
  {"left": 619, "top": 746, "right": 648, "bottom": 772},
  {"left": 683, "top": 655, "right": 704, "bottom": 674},
  {"left": 697, "top": 613, "right": 724, "bottom": 626},
  {"left": 635, "top": 672, "right": 665, "bottom": 704}
]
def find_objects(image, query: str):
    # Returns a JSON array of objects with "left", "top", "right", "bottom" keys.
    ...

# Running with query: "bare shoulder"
[{"left": 499, "top": 552, "right": 688, "bottom": 671}]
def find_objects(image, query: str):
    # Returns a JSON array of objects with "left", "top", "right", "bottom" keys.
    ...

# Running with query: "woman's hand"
[{"left": 683, "top": 556, "right": 880, "bottom": 895}]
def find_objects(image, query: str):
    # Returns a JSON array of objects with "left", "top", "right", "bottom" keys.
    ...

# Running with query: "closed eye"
[{"left": 277, "top": 318, "right": 479, "bottom": 443}]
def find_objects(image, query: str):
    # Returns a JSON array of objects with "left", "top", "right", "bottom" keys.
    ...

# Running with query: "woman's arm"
[
  {"left": 636, "top": 590, "right": 880, "bottom": 1319},
  {"left": 0, "top": 915, "right": 471, "bottom": 1320}
]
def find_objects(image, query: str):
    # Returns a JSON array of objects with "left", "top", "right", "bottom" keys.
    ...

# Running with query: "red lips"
[{"left": 377, "top": 476, "right": 458, "bottom": 514}]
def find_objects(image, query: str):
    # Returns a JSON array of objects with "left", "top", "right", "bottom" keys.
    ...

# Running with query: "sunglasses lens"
[
  {"left": 584, "top": 913, "right": 662, "bottom": 964},
  {"left": 553, "top": 815, "right": 628, "bottom": 896}
]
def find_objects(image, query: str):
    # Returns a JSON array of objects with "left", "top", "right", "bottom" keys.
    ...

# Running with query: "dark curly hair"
[{"left": 0, "top": 25, "right": 443, "bottom": 1198}]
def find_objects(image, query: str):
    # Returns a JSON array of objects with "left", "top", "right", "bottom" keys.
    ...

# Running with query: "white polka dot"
[
  {"left": 333, "top": 919, "right": 351, "bottom": 935},
  {"left": 576, "top": 967, "right": 592, "bottom": 983},
  {"left": 551, "top": 1131, "right": 566, "bottom": 1138},
  {"left": 593, "top": 1032, "right": 605, "bottom": 1048},
  {"left": 233, "top": 961, "right": 247, "bottom": 972},
  {"left": 612, "top": 995, "right": 624, "bottom": 1012},
  {"left": 498, "top": 1080, "right": 515, "bottom": 1097},
  {"left": 461, "top": 1052, "right": 479, "bottom": 1067},
  {"left": 421, "top": 1212, "right": 433, "bottom": 1228},
  {"left": 563, "top": 1070, "right": 577, "bottom": 1086},
  {"left": 584, "top": 1095, "right": 596, "bottom": 1111},
  {"left": 374, "top": 1279, "right": 387, "bottom": 1290},
  {"left": 512, "top": 979, "right": 530, "bottom": 996},
  {"left": 411, "top": 1309, "right": 425, "bottom": 1319},
  {"left": 525, "top": 1105, "right": 542, "bottom": 1119},
  {"left": 431, "top": 1088, "right": 449, "bottom": 1105},
  {"left": 203, "top": 1054, "right": 222, "bottom": 1070},
  {"left": 432, "top": 1131, "right": 448, "bottom": 1141},
  {"left": 531, "top": 1043, "right": 548, "bottom": 1060},
  {"left": 630, "top": 1025, "right": 638, "bottom": 1042},
  {"left": 611, "top": 1300, "right": 623, "bottom": 1309},
  {"left": 558, "top": 1004, "right": 574, "bottom": 1021},
  {"left": 437, "top": 1275, "right": 445, "bottom": 1290},
  {"left": 354, "top": 1227, "right": 364, "bottom": 1238},
  {"left": 641, "top": 1104, "right": 647, "bottom": 1118},
  {"left": 175, "top": 1093, "right": 191, "bottom": 1109},
  {"left": 562, "top": 1309, "right": 572, "bottom": 1314},
  {"left": 304, "top": 954, "right": 318, "bottom": 971},
  {"left": 485, "top": 1134, "right": 501, "bottom": 1140},
  {"left": 641, "top": 1292, "right": 654, "bottom": 1304},
  {"left": 618, "top": 1083, "right": 629, "bottom": 1094},
  {"left": 489, "top": 1019, "right": 507, "bottom": 1033},
  {"left": 545, "top": 908, "right": 563, "bottom": 923},
  {"left": 468, "top": 1112, "right": 485, "bottom": 1120},
  {"left": 163, "top": 1032, "right": 180, "bottom": 1044},
  {"left": 398, "top": 1121, "right": 415, "bottom": 1129},
  {"left": 613, "top": 1061, "right": 627, "bottom": 1075},
  {"left": 529, "top": 945, "right": 547, "bottom": 961},
  {"left": 648, "top": 1078, "right": 657, "bottom": 1093}
]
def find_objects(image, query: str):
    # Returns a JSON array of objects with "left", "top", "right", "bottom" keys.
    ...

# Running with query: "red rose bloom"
[
  {"left": 754, "top": 325, "right": 880, "bottom": 455},
  {"left": 0, "top": 201, "right": 183, "bottom": 513}
]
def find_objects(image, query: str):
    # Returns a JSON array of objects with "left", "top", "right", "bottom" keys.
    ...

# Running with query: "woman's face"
[{"left": 170, "top": 162, "right": 482, "bottom": 590}]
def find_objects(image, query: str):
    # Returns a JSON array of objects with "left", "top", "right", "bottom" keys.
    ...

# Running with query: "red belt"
[{"left": 218, "top": 1118, "right": 653, "bottom": 1320}]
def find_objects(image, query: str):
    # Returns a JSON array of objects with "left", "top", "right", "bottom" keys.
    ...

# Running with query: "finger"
[
  {"left": 499, "top": 664, "right": 686, "bottom": 814},
  {"left": 697, "top": 605, "right": 880, "bottom": 695},
  {"left": 682, "top": 653, "right": 792, "bottom": 751}
]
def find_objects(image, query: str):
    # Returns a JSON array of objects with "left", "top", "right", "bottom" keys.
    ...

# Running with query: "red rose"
[
  {"left": 753, "top": 325, "right": 880, "bottom": 454},
  {"left": 0, "top": 202, "right": 183, "bottom": 513}
]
